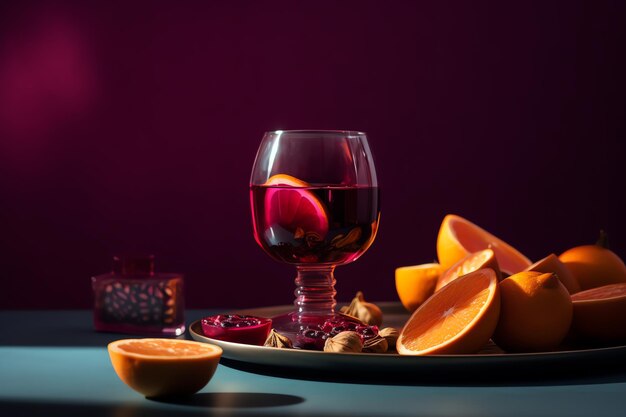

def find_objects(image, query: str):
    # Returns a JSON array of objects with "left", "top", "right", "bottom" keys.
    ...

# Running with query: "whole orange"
[
  {"left": 493, "top": 271, "right": 572, "bottom": 352},
  {"left": 559, "top": 233, "right": 626, "bottom": 291}
]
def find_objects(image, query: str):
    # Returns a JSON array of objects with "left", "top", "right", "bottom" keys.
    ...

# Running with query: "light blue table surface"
[{"left": 1, "top": 310, "right": 625, "bottom": 417}]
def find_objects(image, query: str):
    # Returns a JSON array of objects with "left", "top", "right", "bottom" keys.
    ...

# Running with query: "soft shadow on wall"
[{"left": 0, "top": 0, "right": 624, "bottom": 309}]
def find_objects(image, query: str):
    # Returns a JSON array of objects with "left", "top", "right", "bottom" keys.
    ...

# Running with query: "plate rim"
[{"left": 187, "top": 302, "right": 626, "bottom": 360}]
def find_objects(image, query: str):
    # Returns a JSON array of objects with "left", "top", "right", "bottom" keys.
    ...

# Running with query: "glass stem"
[{"left": 294, "top": 266, "right": 337, "bottom": 318}]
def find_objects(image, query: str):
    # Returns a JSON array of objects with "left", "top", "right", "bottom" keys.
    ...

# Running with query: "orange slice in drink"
[
  {"left": 570, "top": 283, "right": 626, "bottom": 342},
  {"left": 437, "top": 214, "right": 531, "bottom": 275},
  {"left": 264, "top": 174, "right": 329, "bottom": 239},
  {"left": 108, "top": 338, "right": 222, "bottom": 398},
  {"left": 435, "top": 249, "right": 502, "bottom": 292},
  {"left": 397, "top": 268, "right": 500, "bottom": 355},
  {"left": 265, "top": 174, "right": 309, "bottom": 187}
]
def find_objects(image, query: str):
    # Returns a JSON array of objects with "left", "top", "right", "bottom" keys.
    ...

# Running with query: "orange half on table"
[{"left": 108, "top": 338, "right": 222, "bottom": 398}]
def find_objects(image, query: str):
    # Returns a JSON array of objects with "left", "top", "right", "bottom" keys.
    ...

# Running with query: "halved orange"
[
  {"left": 108, "top": 338, "right": 222, "bottom": 398},
  {"left": 435, "top": 249, "right": 502, "bottom": 292},
  {"left": 395, "top": 263, "right": 442, "bottom": 313},
  {"left": 437, "top": 214, "right": 531, "bottom": 274},
  {"left": 264, "top": 174, "right": 329, "bottom": 238},
  {"left": 525, "top": 253, "right": 580, "bottom": 294},
  {"left": 570, "top": 283, "right": 626, "bottom": 343},
  {"left": 397, "top": 268, "right": 500, "bottom": 355}
]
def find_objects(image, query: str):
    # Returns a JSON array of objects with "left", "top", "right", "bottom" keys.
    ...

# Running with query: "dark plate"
[{"left": 189, "top": 303, "right": 626, "bottom": 384}]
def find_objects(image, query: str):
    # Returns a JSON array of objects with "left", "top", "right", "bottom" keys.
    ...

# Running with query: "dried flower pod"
[
  {"left": 379, "top": 327, "right": 400, "bottom": 348},
  {"left": 264, "top": 329, "right": 293, "bottom": 348},
  {"left": 339, "top": 291, "right": 383, "bottom": 326},
  {"left": 323, "top": 331, "right": 363, "bottom": 353},
  {"left": 362, "top": 335, "right": 388, "bottom": 353}
]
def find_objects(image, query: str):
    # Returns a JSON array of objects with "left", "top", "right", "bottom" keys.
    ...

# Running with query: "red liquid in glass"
[{"left": 250, "top": 185, "right": 380, "bottom": 265}]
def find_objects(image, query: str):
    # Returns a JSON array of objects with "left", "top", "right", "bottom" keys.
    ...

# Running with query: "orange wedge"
[
  {"left": 397, "top": 268, "right": 500, "bottom": 355},
  {"left": 264, "top": 174, "right": 329, "bottom": 238},
  {"left": 570, "top": 283, "right": 626, "bottom": 343},
  {"left": 395, "top": 263, "right": 442, "bottom": 312},
  {"left": 108, "top": 338, "right": 222, "bottom": 398},
  {"left": 525, "top": 253, "right": 580, "bottom": 294},
  {"left": 435, "top": 249, "right": 502, "bottom": 292},
  {"left": 436, "top": 214, "right": 531, "bottom": 274}
]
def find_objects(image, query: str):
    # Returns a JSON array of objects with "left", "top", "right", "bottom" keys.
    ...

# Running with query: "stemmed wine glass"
[{"left": 250, "top": 130, "right": 380, "bottom": 345}]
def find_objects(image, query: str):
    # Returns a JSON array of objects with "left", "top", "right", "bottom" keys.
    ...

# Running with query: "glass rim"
[{"left": 265, "top": 129, "right": 367, "bottom": 136}]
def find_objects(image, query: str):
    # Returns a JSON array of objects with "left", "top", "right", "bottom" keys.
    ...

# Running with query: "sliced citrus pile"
[
  {"left": 264, "top": 174, "right": 329, "bottom": 238},
  {"left": 397, "top": 268, "right": 500, "bottom": 355},
  {"left": 559, "top": 232, "right": 626, "bottom": 291},
  {"left": 437, "top": 214, "right": 531, "bottom": 274},
  {"left": 108, "top": 338, "right": 222, "bottom": 398},
  {"left": 525, "top": 253, "right": 580, "bottom": 294},
  {"left": 435, "top": 248, "right": 501, "bottom": 292},
  {"left": 395, "top": 263, "right": 442, "bottom": 313},
  {"left": 570, "top": 283, "right": 626, "bottom": 343},
  {"left": 493, "top": 271, "right": 572, "bottom": 352}
]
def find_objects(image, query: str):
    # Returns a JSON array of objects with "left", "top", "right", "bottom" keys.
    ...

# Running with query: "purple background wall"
[{"left": 1, "top": 1, "right": 625, "bottom": 310}]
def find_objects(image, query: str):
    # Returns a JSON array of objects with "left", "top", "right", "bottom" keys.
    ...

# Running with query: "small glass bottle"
[{"left": 92, "top": 255, "right": 185, "bottom": 336}]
